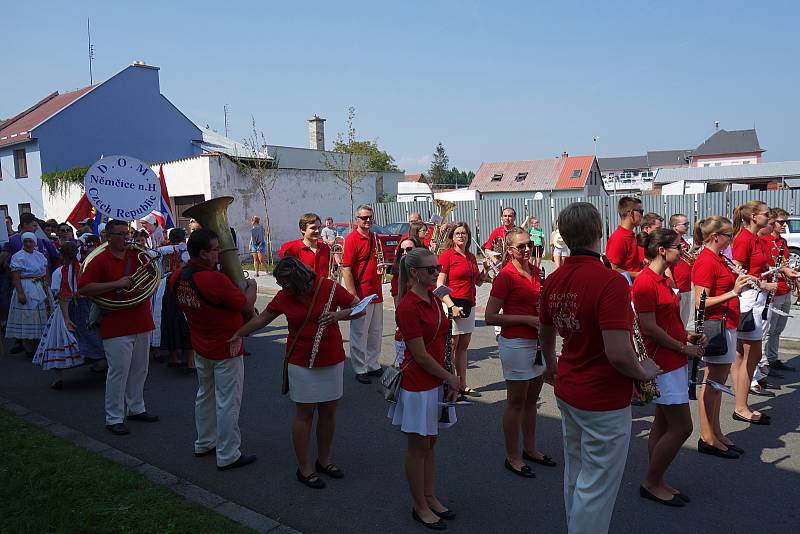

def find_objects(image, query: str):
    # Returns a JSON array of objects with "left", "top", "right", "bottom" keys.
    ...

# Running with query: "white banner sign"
[{"left": 83, "top": 155, "right": 161, "bottom": 221}]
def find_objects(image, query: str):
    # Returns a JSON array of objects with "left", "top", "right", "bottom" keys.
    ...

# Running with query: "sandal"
[
  {"left": 460, "top": 388, "right": 483, "bottom": 398},
  {"left": 296, "top": 469, "right": 326, "bottom": 488},
  {"left": 315, "top": 460, "right": 345, "bottom": 479}
]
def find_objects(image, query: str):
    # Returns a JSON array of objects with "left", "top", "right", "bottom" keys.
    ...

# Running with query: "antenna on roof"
[{"left": 87, "top": 18, "right": 95, "bottom": 85}]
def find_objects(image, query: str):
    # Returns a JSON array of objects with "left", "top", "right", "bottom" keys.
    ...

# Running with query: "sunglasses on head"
[{"left": 356, "top": 215, "right": 373, "bottom": 221}]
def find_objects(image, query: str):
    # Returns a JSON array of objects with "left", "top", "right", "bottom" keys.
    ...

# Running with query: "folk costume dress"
[
  {"left": 6, "top": 248, "right": 51, "bottom": 340},
  {"left": 51, "top": 262, "right": 104, "bottom": 361},
  {"left": 33, "top": 265, "right": 83, "bottom": 370}
]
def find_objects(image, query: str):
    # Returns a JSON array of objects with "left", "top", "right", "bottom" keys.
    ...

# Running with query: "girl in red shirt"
[
  {"left": 486, "top": 227, "right": 555, "bottom": 478},
  {"left": 389, "top": 248, "right": 460, "bottom": 529},
  {"left": 633, "top": 229, "right": 705, "bottom": 506},
  {"left": 731, "top": 201, "right": 777, "bottom": 424},
  {"left": 692, "top": 216, "right": 751, "bottom": 456},
  {"left": 391, "top": 237, "right": 423, "bottom": 367},
  {"left": 436, "top": 223, "right": 490, "bottom": 400},
  {"left": 231, "top": 257, "right": 361, "bottom": 489}
]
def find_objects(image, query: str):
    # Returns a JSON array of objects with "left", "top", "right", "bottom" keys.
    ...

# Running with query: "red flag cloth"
[
  {"left": 66, "top": 193, "right": 96, "bottom": 229},
  {"left": 159, "top": 165, "right": 176, "bottom": 229}
]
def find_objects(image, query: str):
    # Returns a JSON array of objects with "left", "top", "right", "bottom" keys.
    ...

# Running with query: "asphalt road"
[{"left": 2, "top": 291, "right": 799, "bottom": 533}]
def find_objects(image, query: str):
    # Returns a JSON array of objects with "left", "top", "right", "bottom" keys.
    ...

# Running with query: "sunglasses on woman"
[
  {"left": 416, "top": 265, "right": 443, "bottom": 275},
  {"left": 399, "top": 246, "right": 415, "bottom": 254},
  {"left": 511, "top": 242, "right": 534, "bottom": 250}
]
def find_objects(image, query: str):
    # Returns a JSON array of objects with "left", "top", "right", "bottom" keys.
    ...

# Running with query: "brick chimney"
[{"left": 308, "top": 115, "right": 326, "bottom": 150}]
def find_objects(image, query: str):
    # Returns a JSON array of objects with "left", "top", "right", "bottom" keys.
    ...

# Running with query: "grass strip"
[{"left": 0, "top": 407, "right": 252, "bottom": 533}]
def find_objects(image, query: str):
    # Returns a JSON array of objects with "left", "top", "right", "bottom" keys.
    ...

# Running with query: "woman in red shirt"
[
  {"left": 391, "top": 236, "right": 424, "bottom": 367},
  {"left": 632, "top": 229, "right": 705, "bottom": 506},
  {"left": 730, "top": 201, "right": 777, "bottom": 424},
  {"left": 437, "top": 223, "right": 490, "bottom": 400},
  {"left": 231, "top": 257, "right": 361, "bottom": 489},
  {"left": 390, "top": 248, "right": 460, "bottom": 529},
  {"left": 486, "top": 227, "right": 555, "bottom": 478},
  {"left": 692, "top": 216, "right": 751, "bottom": 457}
]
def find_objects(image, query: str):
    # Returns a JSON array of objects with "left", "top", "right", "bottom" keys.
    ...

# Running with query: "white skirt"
[
  {"left": 388, "top": 385, "right": 456, "bottom": 436},
  {"left": 498, "top": 336, "right": 545, "bottom": 381},
  {"left": 703, "top": 328, "right": 736, "bottom": 365},
  {"left": 737, "top": 288, "right": 767, "bottom": 341},
  {"left": 6, "top": 279, "right": 51, "bottom": 339},
  {"left": 32, "top": 305, "right": 84, "bottom": 370},
  {"left": 653, "top": 364, "right": 689, "bottom": 405},
  {"left": 288, "top": 361, "right": 344, "bottom": 404},
  {"left": 452, "top": 312, "right": 476, "bottom": 335}
]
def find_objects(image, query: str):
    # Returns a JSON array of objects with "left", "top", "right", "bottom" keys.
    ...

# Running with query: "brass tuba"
[
  {"left": 429, "top": 199, "right": 457, "bottom": 254},
  {"left": 182, "top": 196, "right": 255, "bottom": 319},
  {"left": 82, "top": 241, "right": 163, "bottom": 310}
]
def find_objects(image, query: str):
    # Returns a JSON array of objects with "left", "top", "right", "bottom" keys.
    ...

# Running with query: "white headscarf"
[{"left": 21, "top": 232, "right": 37, "bottom": 242}]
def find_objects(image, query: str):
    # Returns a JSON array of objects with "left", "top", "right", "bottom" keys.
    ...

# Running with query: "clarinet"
[
  {"left": 439, "top": 307, "right": 454, "bottom": 423},
  {"left": 762, "top": 241, "right": 785, "bottom": 320},
  {"left": 689, "top": 290, "right": 706, "bottom": 400},
  {"left": 534, "top": 266, "right": 545, "bottom": 366},
  {"left": 720, "top": 254, "right": 761, "bottom": 290},
  {"left": 631, "top": 304, "right": 661, "bottom": 403}
]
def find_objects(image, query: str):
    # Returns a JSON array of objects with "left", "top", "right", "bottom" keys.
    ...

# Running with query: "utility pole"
[
  {"left": 223, "top": 105, "right": 230, "bottom": 137},
  {"left": 87, "top": 18, "right": 95, "bottom": 84}
]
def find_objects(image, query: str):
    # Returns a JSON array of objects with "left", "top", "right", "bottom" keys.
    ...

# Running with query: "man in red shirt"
[
  {"left": 761, "top": 209, "right": 796, "bottom": 374},
  {"left": 170, "top": 229, "right": 258, "bottom": 470},
  {"left": 279, "top": 213, "right": 331, "bottom": 278},
  {"left": 482, "top": 207, "right": 516, "bottom": 265},
  {"left": 606, "top": 196, "right": 644, "bottom": 280},
  {"left": 539, "top": 202, "right": 661, "bottom": 534},
  {"left": 669, "top": 213, "right": 694, "bottom": 325},
  {"left": 342, "top": 205, "right": 384, "bottom": 384},
  {"left": 78, "top": 219, "right": 158, "bottom": 436}
]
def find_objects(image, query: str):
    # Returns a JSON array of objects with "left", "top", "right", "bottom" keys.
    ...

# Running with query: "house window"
[
  {"left": 491, "top": 173, "right": 503, "bottom": 182},
  {"left": 18, "top": 203, "right": 31, "bottom": 219},
  {"left": 703, "top": 164, "right": 711, "bottom": 167},
  {"left": 14, "top": 149, "right": 28, "bottom": 178},
  {"left": 743, "top": 161, "right": 750, "bottom": 165},
  {"left": 570, "top": 169, "right": 582, "bottom": 179},
  {"left": 515, "top": 172, "right": 528, "bottom": 182},
  {"left": 714, "top": 163, "right": 722, "bottom": 166},
  {"left": 0, "top": 204, "right": 8, "bottom": 221},
  {"left": 173, "top": 194, "right": 206, "bottom": 231}
]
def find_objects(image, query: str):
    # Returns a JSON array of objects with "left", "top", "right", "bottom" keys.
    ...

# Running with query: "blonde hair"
[
  {"left": 503, "top": 226, "right": 529, "bottom": 266},
  {"left": 732, "top": 200, "right": 767, "bottom": 236},
  {"left": 693, "top": 215, "right": 732, "bottom": 244},
  {"left": 397, "top": 248, "right": 436, "bottom": 300}
]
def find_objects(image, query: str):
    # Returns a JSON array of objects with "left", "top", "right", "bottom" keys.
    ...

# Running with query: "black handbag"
[
  {"left": 737, "top": 309, "right": 756, "bottom": 333},
  {"left": 451, "top": 297, "right": 473, "bottom": 319},
  {"left": 703, "top": 319, "right": 728, "bottom": 357}
]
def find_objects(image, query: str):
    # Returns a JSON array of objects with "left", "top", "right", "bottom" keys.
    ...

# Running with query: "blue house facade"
[{"left": 0, "top": 61, "right": 202, "bottom": 225}]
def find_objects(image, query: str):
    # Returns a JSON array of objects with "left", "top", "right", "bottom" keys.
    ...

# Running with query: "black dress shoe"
[
  {"left": 296, "top": 469, "right": 326, "bottom": 488},
  {"left": 431, "top": 508, "right": 456, "bottom": 521},
  {"left": 674, "top": 492, "right": 690, "bottom": 503},
  {"left": 726, "top": 443, "right": 745, "bottom": 455},
  {"left": 412, "top": 509, "right": 447, "bottom": 530},
  {"left": 366, "top": 368, "right": 384, "bottom": 377},
  {"left": 194, "top": 447, "right": 216, "bottom": 457},
  {"left": 355, "top": 373, "right": 371, "bottom": 384},
  {"left": 127, "top": 412, "right": 159, "bottom": 422},
  {"left": 315, "top": 460, "right": 345, "bottom": 479},
  {"left": 106, "top": 423, "right": 130, "bottom": 435},
  {"left": 523, "top": 450, "right": 557, "bottom": 466},
  {"left": 732, "top": 411, "right": 770, "bottom": 425},
  {"left": 698, "top": 439, "right": 739, "bottom": 459},
  {"left": 504, "top": 459, "right": 535, "bottom": 478},
  {"left": 218, "top": 454, "right": 257, "bottom": 471},
  {"left": 639, "top": 486, "right": 685, "bottom": 507},
  {"left": 771, "top": 360, "right": 795, "bottom": 371}
]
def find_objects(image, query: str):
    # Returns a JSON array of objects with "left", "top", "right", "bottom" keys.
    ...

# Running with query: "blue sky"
[{"left": 2, "top": 0, "right": 798, "bottom": 173}]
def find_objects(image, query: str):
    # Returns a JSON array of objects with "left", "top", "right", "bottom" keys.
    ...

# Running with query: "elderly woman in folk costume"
[{"left": 6, "top": 232, "right": 52, "bottom": 357}]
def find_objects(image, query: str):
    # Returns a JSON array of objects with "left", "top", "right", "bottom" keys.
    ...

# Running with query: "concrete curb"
[{"left": 0, "top": 396, "right": 300, "bottom": 534}]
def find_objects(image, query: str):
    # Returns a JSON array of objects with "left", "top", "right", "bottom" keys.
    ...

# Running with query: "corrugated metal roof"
[
  {"left": 598, "top": 155, "right": 648, "bottom": 171},
  {"left": 646, "top": 149, "right": 692, "bottom": 167},
  {"left": 693, "top": 129, "right": 764, "bottom": 156},
  {"left": 654, "top": 161, "right": 800, "bottom": 184},
  {"left": 193, "top": 129, "right": 269, "bottom": 159},
  {"left": 470, "top": 156, "right": 594, "bottom": 192}
]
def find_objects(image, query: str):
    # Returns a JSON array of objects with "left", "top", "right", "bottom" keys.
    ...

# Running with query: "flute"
[
  {"left": 689, "top": 290, "right": 706, "bottom": 401},
  {"left": 719, "top": 254, "right": 761, "bottom": 290}
]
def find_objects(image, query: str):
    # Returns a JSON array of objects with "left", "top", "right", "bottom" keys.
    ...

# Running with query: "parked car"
[
  {"left": 783, "top": 216, "right": 800, "bottom": 265},
  {"left": 332, "top": 222, "right": 401, "bottom": 274}
]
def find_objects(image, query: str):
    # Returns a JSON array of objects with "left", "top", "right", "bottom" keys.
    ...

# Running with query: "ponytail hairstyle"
[
  {"left": 503, "top": 226, "right": 530, "bottom": 266},
  {"left": 694, "top": 216, "right": 732, "bottom": 244},
  {"left": 397, "top": 248, "right": 436, "bottom": 300},
  {"left": 638, "top": 228, "right": 679, "bottom": 260},
  {"left": 273, "top": 257, "right": 316, "bottom": 296},
  {"left": 732, "top": 200, "right": 767, "bottom": 236}
]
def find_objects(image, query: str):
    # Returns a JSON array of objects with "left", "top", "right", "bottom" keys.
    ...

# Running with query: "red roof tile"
[
  {"left": 470, "top": 156, "right": 595, "bottom": 192},
  {"left": 554, "top": 156, "right": 594, "bottom": 190},
  {"left": 405, "top": 173, "right": 427, "bottom": 183},
  {"left": 0, "top": 85, "right": 95, "bottom": 148}
]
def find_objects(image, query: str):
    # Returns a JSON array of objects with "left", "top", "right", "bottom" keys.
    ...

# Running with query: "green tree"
[
  {"left": 428, "top": 142, "right": 450, "bottom": 184},
  {"left": 323, "top": 106, "right": 370, "bottom": 219},
  {"left": 332, "top": 139, "right": 400, "bottom": 172}
]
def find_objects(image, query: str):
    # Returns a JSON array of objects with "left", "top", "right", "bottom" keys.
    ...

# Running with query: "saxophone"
[
  {"left": 308, "top": 281, "right": 337, "bottom": 368},
  {"left": 439, "top": 307, "right": 454, "bottom": 423},
  {"left": 429, "top": 199, "right": 457, "bottom": 254},
  {"left": 630, "top": 304, "right": 661, "bottom": 403}
]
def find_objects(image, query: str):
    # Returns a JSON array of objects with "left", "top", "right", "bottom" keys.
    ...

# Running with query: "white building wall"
[
  {"left": 0, "top": 142, "right": 45, "bottom": 221},
  {"left": 693, "top": 155, "right": 759, "bottom": 167}
]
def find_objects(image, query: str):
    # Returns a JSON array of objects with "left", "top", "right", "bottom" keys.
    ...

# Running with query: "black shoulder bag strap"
[
  {"left": 172, "top": 266, "right": 226, "bottom": 309},
  {"left": 354, "top": 233, "right": 374, "bottom": 290}
]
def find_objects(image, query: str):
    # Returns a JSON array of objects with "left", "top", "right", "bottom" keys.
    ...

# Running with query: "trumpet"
[
  {"left": 680, "top": 244, "right": 700, "bottom": 265},
  {"left": 328, "top": 238, "right": 344, "bottom": 282},
  {"left": 375, "top": 235, "right": 389, "bottom": 284}
]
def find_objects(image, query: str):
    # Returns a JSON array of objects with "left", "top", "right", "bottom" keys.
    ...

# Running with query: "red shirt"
[
  {"left": 672, "top": 238, "right": 693, "bottom": 293},
  {"left": 438, "top": 248, "right": 479, "bottom": 302},
  {"left": 691, "top": 247, "right": 740, "bottom": 329},
  {"left": 78, "top": 247, "right": 155, "bottom": 340},
  {"left": 762, "top": 235, "right": 790, "bottom": 296},
  {"left": 169, "top": 260, "right": 246, "bottom": 359},
  {"left": 606, "top": 226, "right": 642, "bottom": 272},
  {"left": 540, "top": 255, "right": 634, "bottom": 411},
  {"left": 632, "top": 267, "right": 687, "bottom": 373},
  {"left": 732, "top": 228, "right": 770, "bottom": 278},
  {"left": 279, "top": 239, "right": 331, "bottom": 279},
  {"left": 342, "top": 230, "right": 383, "bottom": 303},
  {"left": 266, "top": 277, "right": 354, "bottom": 368},
  {"left": 490, "top": 261, "right": 540, "bottom": 339},
  {"left": 396, "top": 289, "right": 448, "bottom": 392},
  {"left": 482, "top": 225, "right": 511, "bottom": 251}
]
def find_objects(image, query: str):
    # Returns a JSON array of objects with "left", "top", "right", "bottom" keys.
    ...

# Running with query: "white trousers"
[
  {"left": 194, "top": 354, "right": 244, "bottom": 467},
  {"left": 679, "top": 290, "right": 694, "bottom": 327},
  {"left": 349, "top": 302, "right": 383, "bottom": 374},
  {"left": 761, "top": 292, "right": 791, "bottom": 366},
  {"left": 103, "top": 331, "right": 151, "bottom": 425},
  {"left": 558, "top": 399, "right": 631, "bottom": 534}
]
